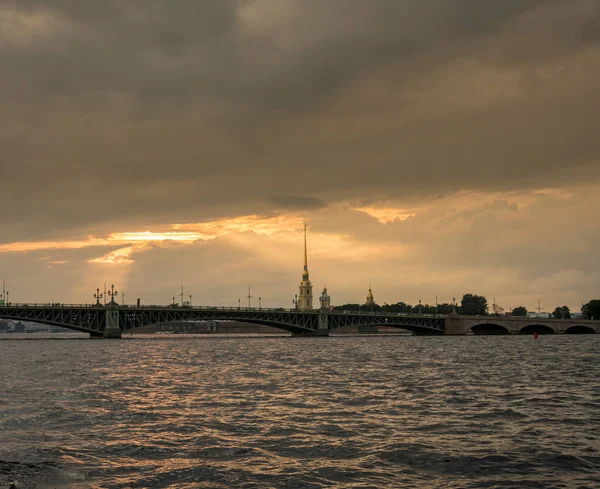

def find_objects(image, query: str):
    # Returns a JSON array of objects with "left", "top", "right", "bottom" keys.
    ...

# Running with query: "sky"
[{"left": 1, "top": 1, "right": 599, "bottom": 312}]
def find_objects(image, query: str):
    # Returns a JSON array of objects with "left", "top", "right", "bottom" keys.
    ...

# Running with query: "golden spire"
[
  {"left": 298, "top": 222, "right": 313, "bottom": 311},
  {"left": 303, "top": 223, "right": 308, "bottom": 271}
]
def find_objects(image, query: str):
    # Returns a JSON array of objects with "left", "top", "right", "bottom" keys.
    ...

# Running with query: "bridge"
[
  {"left": 445, "top": 314, "right": 600, "bottom": 335},
  {"left": 1, "top": 304, "right": 597, "bottom": 337},
  {"left": 0, "top": 303, "right": 445, "bottom": 337}
]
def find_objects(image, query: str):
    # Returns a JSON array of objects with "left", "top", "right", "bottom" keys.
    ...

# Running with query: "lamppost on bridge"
[
  {"left": 246, "top": 287, "right": 253, "bottom": 309},
  {"left": 189, "top": 295, "right": 192, "bottom": 307},
  {"left": 238, "top": 298, "right": 240, "bottom": 310},
  {"left": 107, "top": 284, "right": 118, "bottom": 304},
  {"left": 6, "top": 291, "right": 9, "bottom": 305},
  {"left": 418, "top": 299, "right": 422, "bottom": 315},
  {"left": 259, "top": 297, "right": 262, "bottom": 310},
  {"left": 94, "top": 288, "right": 103, "bottom": 306},
  {"left": 293, "top": 294, "right": 298, "bottom": 310}
]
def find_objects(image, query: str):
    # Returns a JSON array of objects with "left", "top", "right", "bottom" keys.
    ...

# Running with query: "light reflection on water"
[{"left": 0, "top": 336, "right": 599, "bottom": 488}]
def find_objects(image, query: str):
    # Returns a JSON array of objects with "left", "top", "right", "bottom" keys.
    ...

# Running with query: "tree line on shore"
[{"left": 332, "top": 294, "right": 600, "bottom": 319}]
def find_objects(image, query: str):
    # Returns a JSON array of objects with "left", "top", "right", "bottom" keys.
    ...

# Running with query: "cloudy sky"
[{"left": 1, "top": 0, "right": 599, "bottom": 312}]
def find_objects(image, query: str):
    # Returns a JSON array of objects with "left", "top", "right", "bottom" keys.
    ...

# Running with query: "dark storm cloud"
[
  {"left": 269, "top": 196, "right": 326, "bottom": 210},
  {"left": 1, "top": 0, "right": 599, "bottom": 240},
  {"left": 0, "top": 0, "right": 560, "bottom": 105}
]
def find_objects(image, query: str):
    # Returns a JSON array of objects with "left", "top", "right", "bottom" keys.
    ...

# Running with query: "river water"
[{"left": 0, "top": 335, "right": 598, "bottom": 488}]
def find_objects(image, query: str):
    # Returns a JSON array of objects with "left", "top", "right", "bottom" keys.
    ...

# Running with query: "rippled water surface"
[{"left": 1, "top": 336, "right": 599, "bottom": 488}]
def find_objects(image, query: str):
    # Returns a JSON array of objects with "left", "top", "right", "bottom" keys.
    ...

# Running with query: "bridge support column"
[
  {"left": 103, "top": 305, "right": 121, "bottom": 338},
  {"left": 317, "top": 311, "right": 330, "bottom": 336},
  {"left": 444, "top": 313, "right": 469, "bottom": 335}
]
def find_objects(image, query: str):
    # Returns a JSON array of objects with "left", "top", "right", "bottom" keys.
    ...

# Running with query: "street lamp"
[
  {"left": 238, "top": 298, "right": 241, "bottom": 310},
  {"left": 419, "top": 299, "right": 422, "bottom": 315},
  {"left": 106, "top": 285, "right": 118, "bottom": 304},
  {"left": 259, "top": 297, "right": 262, "bottom": 310},
  {"left": 94, "top": 288, "right": 103, "bottom": 306}
]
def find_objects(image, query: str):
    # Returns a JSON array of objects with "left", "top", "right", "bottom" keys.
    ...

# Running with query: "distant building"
[
  {"left": 319, "top": 286, "right": 331, "bottom": 310},
  {"left": 527, "top": 312, "right": 552, "bottom": 319},
  {"left": 365, "top": 286, "right": 375, "bottom": 307}
]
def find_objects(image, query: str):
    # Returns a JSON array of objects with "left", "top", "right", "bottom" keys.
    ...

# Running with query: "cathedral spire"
[
  {"left": 303, "top": 223, "right": 308, "bottom": 271},
  {"left": 297, "top": 223, "right": 313, "bottom": 310}
]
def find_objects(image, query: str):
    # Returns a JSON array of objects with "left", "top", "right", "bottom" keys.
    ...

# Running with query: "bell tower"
[{"left": 297, "top": 224, "right": 313, "bottom": 311}]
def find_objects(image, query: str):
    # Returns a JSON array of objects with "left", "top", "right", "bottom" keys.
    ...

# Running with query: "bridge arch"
[
  {"left": 370, "top": 323, "right": 437, "bottom": 335},
  {"left": 519, "top": 324, "right": 556, "bottom": 335},
  {"left": 470, "top": 323, "right": 510, "bottom": 335},
  {"left": 327, "top": 314, "right": 444, "bottom": 335},
  {"left": 564, "top": 325, "right": 596, "bottom": 334},
  {"left": 133, "top": 318, "right": 307, "bottom": 335},
  {"left": 328, "top": 320, "right": 442, "bottom": 335},
  {"left": 121, "top": 309, "right": 324, "bottom": 335},
  {"left": 0, "top": 312, "right": 104, "bottom": 336}
]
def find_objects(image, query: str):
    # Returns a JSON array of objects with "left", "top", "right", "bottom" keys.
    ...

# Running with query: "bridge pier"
[
  {"left": 444, "top": 313, "right": 468, "bottom": 335},
  {"left": 103, "top": 305, "right": 122, "bottom": 339},
  {"left": 317, "top": 311, "right": 330, "bottom": 336}
]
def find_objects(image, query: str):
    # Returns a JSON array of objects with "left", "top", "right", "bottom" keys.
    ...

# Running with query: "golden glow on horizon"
[
  {"left": 0, "top": 237, "right": 109, "bottom": 253},
  {"left": 0, "top": 214, "right": 306, "bottom": 264},
  {"left": 354, "top": 207, "right": 416, "bottom": 224},
  {"left": 179, "top": 215, "right": 304, "bottom": 235},
  {"left": 109, "top": 231, "right": 206, "bottom": 242},
  {"left": 0, "top": 189, "right": 577, "bottom": 265},
  {"left": 88, "top": 246, "right": 139, "bottom": 264}
]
